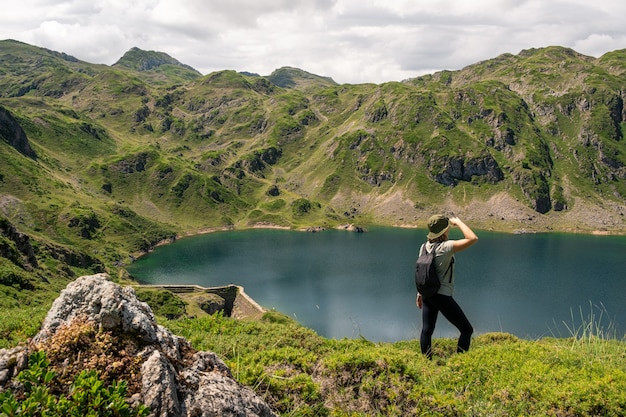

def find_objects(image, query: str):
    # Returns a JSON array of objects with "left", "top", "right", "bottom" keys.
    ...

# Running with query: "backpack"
[{"left": 414, "top": 242, "right": 453, "bottom": 298}]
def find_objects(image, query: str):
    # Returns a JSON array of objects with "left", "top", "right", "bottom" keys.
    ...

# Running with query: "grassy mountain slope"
[
  {"left": 1, "top": 41, "right": 625, "bottom": 415},
  {"left": 1, "top": 41, "right": 625, "bottom": 276}
]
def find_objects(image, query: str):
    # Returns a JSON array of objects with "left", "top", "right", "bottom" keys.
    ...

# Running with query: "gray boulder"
[{"left": 1, "top": 273, "right": 278, "bottom": 417}]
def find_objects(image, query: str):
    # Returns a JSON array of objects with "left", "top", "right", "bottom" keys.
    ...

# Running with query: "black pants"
[{"left": 420, "top": 294, "right": 473, "bottom": 358}]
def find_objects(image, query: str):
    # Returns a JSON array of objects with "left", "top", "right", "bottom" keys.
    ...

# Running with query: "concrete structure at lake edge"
[{"left": 135, "top": 283, "right": 267, "bottom": 320}]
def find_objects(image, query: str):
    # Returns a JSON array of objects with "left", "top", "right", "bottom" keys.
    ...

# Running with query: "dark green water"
[{"left": 127, "top": 227, "right": 626, "bottom": 341}]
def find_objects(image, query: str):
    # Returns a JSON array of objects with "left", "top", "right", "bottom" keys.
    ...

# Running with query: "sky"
[{"left": 1, "top": 0, "right": 626, "bottom": 85}]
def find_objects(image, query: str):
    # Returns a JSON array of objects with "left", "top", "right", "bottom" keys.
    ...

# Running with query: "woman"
[{"left": 416, "top": 214, "right": 478, "bottom": 359}]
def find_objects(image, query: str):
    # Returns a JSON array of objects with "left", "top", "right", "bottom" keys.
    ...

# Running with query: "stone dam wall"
[{"left": 135, "top": 284, "right": 266, "bottom": 320}]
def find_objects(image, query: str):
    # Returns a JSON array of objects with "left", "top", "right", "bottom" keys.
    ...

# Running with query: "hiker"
[{"left": 416, "top": 215, "right": 478, "bottom": 359}]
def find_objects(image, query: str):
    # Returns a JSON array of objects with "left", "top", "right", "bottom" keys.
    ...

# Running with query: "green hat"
[{"left": 427, "top": 214, "right": 449, "bottom": 239}]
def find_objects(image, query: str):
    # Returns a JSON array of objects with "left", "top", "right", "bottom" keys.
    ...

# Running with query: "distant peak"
[
  {"left": 113, "top": 47, "right": 201, "bottom": 74},
  {"left": 266, "top": 66, "right": 337, "bottom": 89}
]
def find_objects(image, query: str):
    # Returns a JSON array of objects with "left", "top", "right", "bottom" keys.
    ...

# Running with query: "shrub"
[
  {"left": 291, "top": 198, "right": 320, "bottom": 216},
  {"left": 0, "top": 260, "right": 34, "bottom": 290},
  {"left": 0, "top": 351, "right": 149, "bottom": 417}
]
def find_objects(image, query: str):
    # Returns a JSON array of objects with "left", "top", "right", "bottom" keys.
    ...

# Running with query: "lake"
[{"left": 126, "top": 227, "right": 626, "bottom": 342}]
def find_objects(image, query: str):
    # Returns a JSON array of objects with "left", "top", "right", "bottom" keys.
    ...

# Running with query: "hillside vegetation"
[
  {"left": 3, "top": 285, "right": 625, "bottom": 417},
  {"left": 1, "top": 40, "right": 626, "bottom": 415},
  {"left": 1, "top": 42, "right": 625, "bottom": 270},
  {"left": 2, "top": 40, "right": 625, "bottom": 304}
]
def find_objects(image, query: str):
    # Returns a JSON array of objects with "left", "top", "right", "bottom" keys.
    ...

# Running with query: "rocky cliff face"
[
  {"left": 0, "top": 106, "right": 36, "bottom": 159},
  {"left": 0, "top": 274, "right": 277, "bottom": 417},
  {"left": 0, "top": 216, "right": 104, "bottom": 275},
  {"left": 0, "top": 217, "right": 38, "bottom": 270}
]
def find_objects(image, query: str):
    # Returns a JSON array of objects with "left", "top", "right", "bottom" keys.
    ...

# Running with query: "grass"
[
  {"left": 556, "top": 302, "right": 623, "bottom": 361},
  {"left": 0, "top": 306, "right": 49, "bottom": 349},
  {"left": 158, "top": 310, "right": 626, "bottom": 416},
  {"left": 0, "top": 284, "right": 624, "bottom": 416}
]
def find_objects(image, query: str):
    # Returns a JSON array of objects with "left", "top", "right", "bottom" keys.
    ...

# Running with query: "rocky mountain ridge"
[{"left": 0, "top": 40, "right": 625, "bottom": 274}]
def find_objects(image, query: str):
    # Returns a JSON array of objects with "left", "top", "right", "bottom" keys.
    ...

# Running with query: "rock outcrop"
[
  {"left": 432, "top": 154, "right": 505, "bottom": 186},
  {"left": 0, "top": 273, "right": 278, "bottom": 417},
  {"left": 0, "top": 106, "right": 36, "bottom": 159},
  {"left": 0, "top": 217, "right": 38, "bottom": 270}
]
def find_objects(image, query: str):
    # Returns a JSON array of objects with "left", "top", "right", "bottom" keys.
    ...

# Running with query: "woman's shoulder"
[
  {"left": 429, "top": 240, "right": 453, "bottom": 254},
  {"left": 439, "top": 240, "right": 454, "bottom": 253}
]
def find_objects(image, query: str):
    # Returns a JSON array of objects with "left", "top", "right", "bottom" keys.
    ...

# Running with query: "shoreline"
[
  {"left": 129, "top": 222, "right": 367, "bottom": 260},
  {"left": 128, "top": 220, "right": 625, "bottom": 263}
]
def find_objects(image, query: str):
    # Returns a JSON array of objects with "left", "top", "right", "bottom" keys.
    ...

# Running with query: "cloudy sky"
[{"left": 1, "top": 0, "right": 625, "bottom": 84}]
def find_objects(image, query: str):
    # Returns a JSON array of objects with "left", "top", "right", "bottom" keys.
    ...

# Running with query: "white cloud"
[
  {"left": 574, "top": 33, "right": 626, "bottom": 56},
  {"left": 1, "top": 0, "right": 625, "bottom": 84}
]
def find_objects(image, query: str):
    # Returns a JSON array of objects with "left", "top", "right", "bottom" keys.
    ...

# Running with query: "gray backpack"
[{"left": 414, "top": 242, "right": 453, "bottom": 298}]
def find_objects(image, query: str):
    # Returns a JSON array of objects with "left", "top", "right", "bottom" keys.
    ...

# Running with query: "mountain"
[
  {"left": 114, "top": 47, "right": 200, "bottom": 73},
  {"left": 113, "top": 47, "right": 202, "bottom": 86},
  {"left": 0, "top": 40, "right": 625, "bottom": 278},
  {"left": 266, "top": 66, "right": 337, "bottom": 90},
  {"left": 0, "top": 39, "right": 105, "bottom": 98}
]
